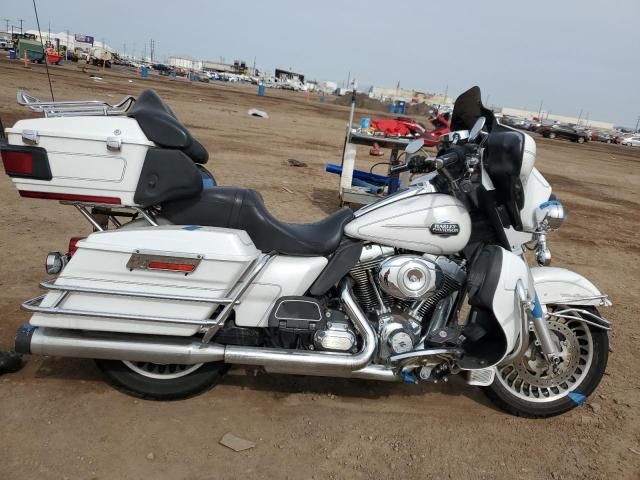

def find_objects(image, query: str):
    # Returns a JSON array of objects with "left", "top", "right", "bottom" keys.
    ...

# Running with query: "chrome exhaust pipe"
[
  {"left": 15, "top": 280, "right": 377, "bottom": 373},
  {"left": 15, "top": 324, "right": 225, "bottom": 365},
  {"left": 224, "top": 279, "right": 376, "bottom": 373}
]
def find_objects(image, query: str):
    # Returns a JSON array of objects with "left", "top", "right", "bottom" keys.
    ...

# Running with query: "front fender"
[{"left": 531, "top": 267, "right": 611, "bottom": 307}]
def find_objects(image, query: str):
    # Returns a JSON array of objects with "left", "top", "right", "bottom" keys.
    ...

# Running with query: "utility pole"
[
  {"left": 538, "top": 100, "right": 543, "bottom": 120},
  {"left": 635, "top": 116, "right": 639, "bottom": 133},
  {"left": 443, "top": 84, "right": 448, "bottom": 105},
  {"left": 66, "top": 29, "right": 70, "bottom": 60},
  {"left": 577, "top": 109, "right": 583, "bottom": 125},
  {"left": 150, "top": 39, "right": 155, "bottom": 62},
  {"left": 143, "top": 42, "right": 146, "bottom": 62},
  {"left": 2, "top": 19, "right": 9, "bottom": 34},
  {"left": 18, "top": 18, "right": 24, "bottom": 34}
]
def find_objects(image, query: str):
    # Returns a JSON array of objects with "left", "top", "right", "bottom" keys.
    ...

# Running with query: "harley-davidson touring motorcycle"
[{"left": 0, "top": 86, "right": 611, "bottom": 417}]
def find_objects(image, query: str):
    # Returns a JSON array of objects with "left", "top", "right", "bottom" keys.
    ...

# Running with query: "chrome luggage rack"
[{"left": 17, "top": 91, "right": 136, "bottom": 118}]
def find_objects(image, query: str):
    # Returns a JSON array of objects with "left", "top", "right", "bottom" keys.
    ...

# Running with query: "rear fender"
[{"left": 531, "top": 267, "right": 611, "bottom": 307}]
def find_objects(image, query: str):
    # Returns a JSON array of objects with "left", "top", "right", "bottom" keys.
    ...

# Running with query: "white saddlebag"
[{"left": 29, "top": 226, "right": 260, "bottom": 336}]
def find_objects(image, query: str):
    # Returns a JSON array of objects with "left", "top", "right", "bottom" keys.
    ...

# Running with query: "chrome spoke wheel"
[
  {"left": 122, "top": 361, "right": 204, "bottom": 380},
  {"left": 496, "top": 315, "right": 593, "bottom": 403}
]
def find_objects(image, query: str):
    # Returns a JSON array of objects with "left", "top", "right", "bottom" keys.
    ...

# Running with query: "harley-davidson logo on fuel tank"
[{"left": 429, "top": 222, "right": 460, "bottom": 237}]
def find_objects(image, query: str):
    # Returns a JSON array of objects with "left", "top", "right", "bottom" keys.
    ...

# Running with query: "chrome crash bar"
[
  {"left": 17, "top": 91, "right": 136, "bottom": 117},
  {"left": 21, "top": 254, "right": 274, "bottom": 331}
]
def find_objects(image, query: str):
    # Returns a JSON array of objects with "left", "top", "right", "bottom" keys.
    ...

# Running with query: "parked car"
[
  {"left": 590, "top": 131, "right": 612, "bottom": 143},
  {"left": 537, "top": 124, "right": 590, "bottom": 143},
  {"left": 621, "top": 135, "right": 640, "bottom": 147}
]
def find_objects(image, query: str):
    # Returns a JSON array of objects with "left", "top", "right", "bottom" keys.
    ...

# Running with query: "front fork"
[{"left": 510, "top": 280, "right": 560, "bottom": 365}]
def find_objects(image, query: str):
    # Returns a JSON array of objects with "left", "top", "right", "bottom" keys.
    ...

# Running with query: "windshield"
[{"left": 450, "top": 86, "right": 496, "bottom": 132}]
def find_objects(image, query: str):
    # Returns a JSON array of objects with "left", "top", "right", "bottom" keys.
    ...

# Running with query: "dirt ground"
[{"left": 0, "top": 58, "right": 638, "bottom": 480}]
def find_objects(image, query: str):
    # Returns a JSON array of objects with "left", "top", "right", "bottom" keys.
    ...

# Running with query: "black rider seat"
[
  {"left": 162, "top": 187, "right": 354, "bottom": 256},
  {"left": 128, "top": 89, "right": 209, "bottom": 164}
]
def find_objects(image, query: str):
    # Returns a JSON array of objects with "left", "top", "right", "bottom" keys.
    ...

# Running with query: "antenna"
[{"left": 32, "top": 0, "right": 55, "bottom": 101}]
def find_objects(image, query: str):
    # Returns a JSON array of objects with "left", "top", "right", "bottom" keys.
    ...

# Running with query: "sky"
[{"left": 2, "top": 0, "right": 638, "bottom": 127}]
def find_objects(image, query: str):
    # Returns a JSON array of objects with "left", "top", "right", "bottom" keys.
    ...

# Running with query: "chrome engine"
[{"left": 349, "top": 244, "right": 466, "bottom": 359}]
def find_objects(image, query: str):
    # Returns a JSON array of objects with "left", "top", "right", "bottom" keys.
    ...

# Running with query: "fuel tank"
[{"left": 344, "top": 191, "right": 471, "bottom": 254}]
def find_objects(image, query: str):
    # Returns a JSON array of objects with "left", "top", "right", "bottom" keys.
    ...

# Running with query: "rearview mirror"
[
  {"left": 405, "top": 139, "right": 424, "bottom": 155},
  {"left": 468, "top": 117, "right": 486, "bottom": 142}
]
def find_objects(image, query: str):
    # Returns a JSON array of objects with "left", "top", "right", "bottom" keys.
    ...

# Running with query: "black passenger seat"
[{"left": 162, "top": 188, "right": 354, "bottom": 256}]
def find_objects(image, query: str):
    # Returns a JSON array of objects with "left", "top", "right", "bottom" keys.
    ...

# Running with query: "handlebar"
[{"left": 389, "top": 149, "right": 463, "bottom": 175}]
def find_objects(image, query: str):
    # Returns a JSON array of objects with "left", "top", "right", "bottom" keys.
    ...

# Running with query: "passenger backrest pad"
[{"left": 128, "top": 89, "right": 209, "bottom": 164}]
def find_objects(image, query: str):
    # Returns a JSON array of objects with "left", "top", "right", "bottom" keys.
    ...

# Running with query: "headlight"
[{"left": 534, "top": 201, "right": 565, "bottom": 231}]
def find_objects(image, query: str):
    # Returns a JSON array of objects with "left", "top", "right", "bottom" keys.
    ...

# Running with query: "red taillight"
[
  {"left": 18, "top": 191, "right": 122, "bottom": 204},
  {"left": 67, "top": 237, "right": 85, "bottom": 256},
  {"left": 1, "top": 145, "right": 51, "bottom": 180},
  {"left": 2, "top": 150, "right": 34, "bottom": 175},
  {"left": 147, "top": 261, "right": 196, "bottom": 273}
]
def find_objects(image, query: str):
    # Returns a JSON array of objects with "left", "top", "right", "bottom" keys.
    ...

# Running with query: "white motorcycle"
[{"left": 1, "top": 87, "right": 610, "bottom": 417}]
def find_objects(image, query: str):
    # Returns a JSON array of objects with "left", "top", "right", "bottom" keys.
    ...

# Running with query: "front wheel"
[
  {"left": 484, "top": 308, "right": 608, "bottom": 417},
  {"left": 96, "top": 359, "right": 229, "bottom": 400},
  {"left": 577, "top": 136, "right": 585, "bottom": 144}
]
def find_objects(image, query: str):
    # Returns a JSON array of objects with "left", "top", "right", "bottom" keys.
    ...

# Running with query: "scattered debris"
[
  {"left": 219, "top": 432, "right": 255, "bottom": 452},
  {"left": 128, "top": 79, "right": 133, "bottom": 83},
  {"left": 286, "top": 159, "right": 307, "bottom": 167},
  {"left": 0, "top": 351, "right": 23, "bottom": 375},
  {"left": 248, "top": 108, "right": 269, "bottom": 119},
  {"left": 146, "top": 452, "right": 155, "bottom": 461},
  {"left": 629, "top": 447, "right": 640, "bottom": 456},
  {"left": 282, "top": 186, "right": 295, "bottom": 194},
  {"left": 89, "top": 75, "right": 103, "bottom": 81}
]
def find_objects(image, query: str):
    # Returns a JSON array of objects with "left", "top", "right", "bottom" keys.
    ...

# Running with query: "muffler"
[
  {"left": 15, "top": 280, "right": 378, "bottom": 373},
  {"left": 15, "top": 324, "right": 225, "bottom": 365}
]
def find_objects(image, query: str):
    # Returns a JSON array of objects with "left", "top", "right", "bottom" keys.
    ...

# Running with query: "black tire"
[
  {"left": 96, "top": 359, "right": 230, "bottom": 400},
  {"left": 577, "top": 136, "right": 585, "bottom": 144},
  {"left": 484, "top": 312, "right": 608, "bottom": 418},
  {"left": 548, "top": 132, "right": 557, "bottom": 139}
]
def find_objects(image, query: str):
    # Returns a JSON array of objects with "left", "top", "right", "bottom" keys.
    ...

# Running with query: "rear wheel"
[
  {"left": 96, "top": 359, "right": 229, "bottom": 400},
  {"left": 577, "top": 136, "right": 585, "bottom": 144},
  {"left": 548, "top": 132, "right": 557, "bottom": 139},
  {"left": 484, "top": 308, "right": 608, "bottom": 417}
]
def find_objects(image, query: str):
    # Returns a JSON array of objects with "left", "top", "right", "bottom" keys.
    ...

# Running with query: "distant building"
[
  {"left": 167, "top": 55, "right": 202, "bottom": 70},
  {"left": 23, "top": 30, "right": 113, "bottom": 53},
  {"left": 368, "top": 86, "right": 439, "bottom": 104},
  {"left": 499, "top": 107, "right": 614, "bottom": 130},
  {"left": 202, "top": 60, "right": 248, "bottom": 74},
  {"left": 275, "top": 68, "right": 304, "bottom": 84}
]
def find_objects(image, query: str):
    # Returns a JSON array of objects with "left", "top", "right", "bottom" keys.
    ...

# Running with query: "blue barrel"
[
  {"left": 170, "top": 71, "right": 177, "bottom": 78},
  {"left": 140, "top": 66, "right": 148, "bottom": 78},
  {"left": 258, "top": 84, "right": 266, "bottom": 96},
  {"left": 360, "top": 117, "right": 371, "bottom": 129},
  {"left": 395, "top": 101, "right": 406, "bottom": 114},
  {"left": 319, "top": 96, "right": 325, "bottom": 104},
  {"left": 9, "top": 49, "right": 16, "bottom": 60},
  {"left": 389, "top": 102, "right": 395, "bottom": 113}
]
